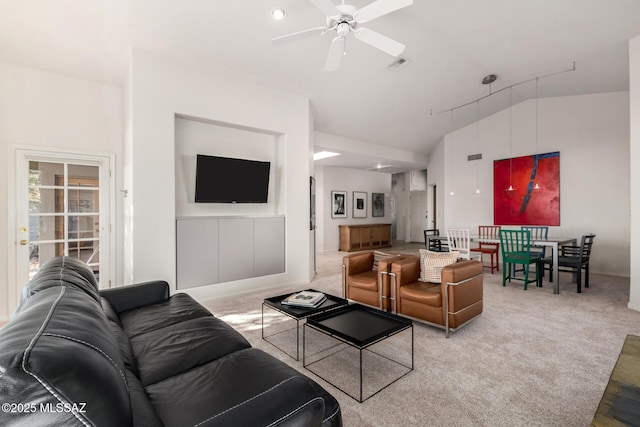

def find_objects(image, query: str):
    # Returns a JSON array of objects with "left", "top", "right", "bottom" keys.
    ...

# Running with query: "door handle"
[{"left": 19, "top": 240, "right": 28, "bottom": 245}]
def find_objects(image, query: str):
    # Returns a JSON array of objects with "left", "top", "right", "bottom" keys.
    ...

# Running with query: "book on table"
[{"left": 281, "top": 291, "right": 326, "bottom": 308}]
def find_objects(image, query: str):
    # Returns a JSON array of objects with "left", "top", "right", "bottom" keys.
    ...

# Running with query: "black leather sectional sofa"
[{"left": 0, "top": 256, "right": 342, "bottom": 426}]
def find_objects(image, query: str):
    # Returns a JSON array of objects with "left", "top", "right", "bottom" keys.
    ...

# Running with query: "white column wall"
[
  {"left": 0, "top": 62, "right": 123, "bottom": 321},
  {"left": 629, "top": 35, "right": 640, "bottom": 311},
  {"left": 442, "top": 91, "right": 630, "bottom": 276},
  {"left": 125, "top": 50, "right": 312, "bottom": 299}
]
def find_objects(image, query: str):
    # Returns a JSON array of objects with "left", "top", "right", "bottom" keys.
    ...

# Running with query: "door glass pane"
[
  {"left": 29, "top": 215, "right": 64, "bottom": 242},
  {"left": 21, "top": 155, "right": 106, "bottom": 291},
  {"left": 67, "top": 164, "right": 99, "bottom": 183},
  {"left": 28, "top": 242, "right": 60, "bottom": 279},
  {"left": 68, "top": 189, "right": 98, "bottom": 213},
  {"left": 29, "top": 161, "right": 65, "bottom": 186},
  {"left": 29, "top": 188, "right": 60, "bottom": 214}
]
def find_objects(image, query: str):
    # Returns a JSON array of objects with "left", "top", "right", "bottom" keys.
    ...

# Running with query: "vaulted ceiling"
[{"left": 2, "top": 0, "right": 639, "bottom": 169}]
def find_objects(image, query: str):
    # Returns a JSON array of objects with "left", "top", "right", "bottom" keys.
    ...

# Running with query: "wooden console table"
[
  {"left": 339, "top": 224, "right": 392, "bottom": 252},
  {"left": 592, "top": 334, "right": 640, "bottom": 426}
]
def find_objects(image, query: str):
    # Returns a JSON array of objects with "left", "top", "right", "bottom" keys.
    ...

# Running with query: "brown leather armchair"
[
  {"left": 342, "top": 251, "right": 417, "bottom": 311},
  {"left": 390, "top": 257, "right": 483, "bottom": 337}
]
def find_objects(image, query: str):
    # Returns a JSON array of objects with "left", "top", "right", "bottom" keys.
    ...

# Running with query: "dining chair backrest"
[
  {"left": 447, "top": 228, "right": 473, "bottom": 259},
  {"left": 499, "top": 229, "right": 532, "bottom": 256},
  {"left": 562, "top": 234, "right": 596, "bottom": 263},
  {"left": 424, "top": 229, "right": 448, "bottom": 252},
  {"left": 521, "top": 226, "right": 548, "bottom": 240},
  {"left": 478, "top": 225, "right": 501, "bottom": 240}
]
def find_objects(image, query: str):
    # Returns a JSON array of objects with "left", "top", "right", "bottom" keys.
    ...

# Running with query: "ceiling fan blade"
[
  {"left": 325, "top": 36, "right": 345, "bottom": 72},
  {"left": 354, "top": 27, "right": 405, "bottom": 56},
  {"left": 354, "top": 0, "right": 413, "bottom": 23},
  {"left": 272, "top": 27, "right": 327, "bottom": 45},
  {"left": 308, "top": 0, "right": 340, "bottom": 17}
]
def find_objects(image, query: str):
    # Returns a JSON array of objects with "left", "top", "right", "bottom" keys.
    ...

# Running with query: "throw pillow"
[
  {"left": 419, "top": 249, "right": 459, "bottom": 283},
  {"left": 372, "top": 250, "right": 396, "bottom": 271}
]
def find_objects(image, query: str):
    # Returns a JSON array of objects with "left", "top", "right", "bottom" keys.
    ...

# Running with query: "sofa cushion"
[
  {"left": 125, "top": 369, "right": 164, "bottom": 427},
  {"left": 130, "top": 316, "right": 251, "bottom": 386},
  {"left": 399, "top": 282, "right": 442, "bottom": 307},
  {"left": 119, "top": 293, "right": 212, "bottom": 338},
  {"left": 419, "top": 249, "right": 459, "bottom": 283},
  {"left": 348, "top": 270, "right": 380, "bottom": 291},
  {"left": 145, "top": 347, "right": 339, "bottom": 427}
]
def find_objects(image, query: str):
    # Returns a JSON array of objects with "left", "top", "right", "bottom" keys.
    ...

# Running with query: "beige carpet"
[{"left": 201, "top": 245, "right": 640, "bottom": 427}]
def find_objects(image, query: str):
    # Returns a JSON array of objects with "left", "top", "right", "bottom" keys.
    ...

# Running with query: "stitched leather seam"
[
  {"left": 265, "top": 397, "right": 324, "bottom": 427},
  {"left": 193, "top": 376, "right": 299, "bottom": 427},
  {"left": 42, "top": 332, "right": 129, "bottom": 392},
  {"left": 21, "top": 259, "right": 93, "bottom": 427},
  {"left": 323, "top": 406, "right": 340, "bottom": 423}
]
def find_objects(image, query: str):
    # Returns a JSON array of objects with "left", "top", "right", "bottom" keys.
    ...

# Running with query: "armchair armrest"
[
  {"left": 342, "top": 251, "right": 375, "bottom": 275},
  {"left": 100, "top": 280, "right": 170, "bottom": 314},
  {"left": 441, "top": 261, "right": 483, "bottom": 338},
  {"left": 390, "top": 257, "right": 421, "bottom": 286}
]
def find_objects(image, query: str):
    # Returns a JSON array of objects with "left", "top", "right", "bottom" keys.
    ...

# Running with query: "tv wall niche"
[
  {"left": 175, "top": 115, "right": 284, "bottom": 217},
  {"left": 174, "top": 115, "right": 287, "bottom": 289}
]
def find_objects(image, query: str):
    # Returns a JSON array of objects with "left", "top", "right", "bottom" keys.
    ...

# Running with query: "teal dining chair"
[{"left": 499, "top": 229, "right": 543, "bottom": 290}]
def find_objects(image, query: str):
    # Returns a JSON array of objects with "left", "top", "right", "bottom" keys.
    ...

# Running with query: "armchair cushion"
[
  {"left": 419, "top": 249, "right": 459, "bottom": 283},
  {"left": 347, "top": 270, "right": 380, "bottom": 291}
]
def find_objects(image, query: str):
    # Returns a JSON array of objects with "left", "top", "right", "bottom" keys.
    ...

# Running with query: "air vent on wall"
[
  {"left": 468, "top": 153, "right": 482, "bottom": 161},
  {"left": 387, "top": 56, "right": 410, "bottom": 71}
]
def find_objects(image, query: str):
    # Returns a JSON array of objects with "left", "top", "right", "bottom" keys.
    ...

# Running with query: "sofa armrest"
[
  {"left": 390, "top": 257, "right": 421, "bottom": 286},
  {"left": 100, "top": 280, "right": 170, "bottom": 314},
  {"left": 342, "top": 251, "right": 374, "bottom": 275},
  {"left": 441, "top": 261, "right": 483, "bottom": 337}
]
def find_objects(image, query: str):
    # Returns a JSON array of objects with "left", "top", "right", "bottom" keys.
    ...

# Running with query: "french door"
[{"left": 14, "top": 149, "right": 112, "bottom": 292}]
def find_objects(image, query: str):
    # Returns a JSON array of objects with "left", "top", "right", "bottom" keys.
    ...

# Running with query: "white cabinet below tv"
[{"left": 176, "top": 216, "right": 285, "bottom": 289}]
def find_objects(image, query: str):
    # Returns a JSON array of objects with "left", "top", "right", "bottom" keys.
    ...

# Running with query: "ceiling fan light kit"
[{"left": 272, "top": 0, "right": 413, "bottom": 71}]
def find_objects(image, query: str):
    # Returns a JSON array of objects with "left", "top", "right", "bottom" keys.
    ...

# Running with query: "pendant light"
[
  {"left": 534, "top": 77, "right": 540, "bottom": 190},
  {"left": 449, "top": 108, "right": 455, "bottom": 196},
  {"left": 475, "top": 100, "right": 481, "bottom": 194},
  {"left": 506, "top": 86, "right": 515, "bottom": 191}
]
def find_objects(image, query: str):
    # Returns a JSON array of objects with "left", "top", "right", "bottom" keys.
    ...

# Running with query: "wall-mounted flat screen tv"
[{"left": 195, "top": 154, "right": 271, "bottom": 203}]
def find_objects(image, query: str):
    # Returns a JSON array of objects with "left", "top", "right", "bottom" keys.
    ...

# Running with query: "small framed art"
[
  {"left": 353, "top": 191, "right": 367, "bottom": 218},
  {"left": 331, "top": 191, "right": 347, "bottom": 218},
  {"left": 372, "top": 192, "right": 384, "bottom": 217}
]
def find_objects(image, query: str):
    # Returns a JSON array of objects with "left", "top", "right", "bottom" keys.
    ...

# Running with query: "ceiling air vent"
[{"left": 387, "top": 56, "right": 409, "bottom": 71}]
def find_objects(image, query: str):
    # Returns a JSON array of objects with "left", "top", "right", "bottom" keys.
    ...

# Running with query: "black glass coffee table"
[
  {"left": 303, "top": 304, "right": 413, "bottom": 402},
  {"left": 262, "top": 289, "right": 348, "bottom": 360}
]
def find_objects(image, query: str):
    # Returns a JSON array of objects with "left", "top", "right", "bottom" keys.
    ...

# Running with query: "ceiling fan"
[{"left": 272, "top": 0, "right": 413, "bottom": 71}]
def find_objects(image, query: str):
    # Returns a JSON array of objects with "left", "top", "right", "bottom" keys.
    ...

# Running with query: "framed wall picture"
[
  {"left": 493, "top": 151, "right": 560, "bottom": 225},
  {"left": 331, "top": 191, "right": 347, "bottom": 218},
  {"left": 372, "top": 193, "right": 384, "bottom": 217},
  {"left": 353, "top": 191, "right": 367, "bottom": 218}
]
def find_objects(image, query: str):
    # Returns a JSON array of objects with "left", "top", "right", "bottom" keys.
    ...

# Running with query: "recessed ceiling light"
[
  {"left": 313, "top": 151, "right": 340, "bottom": 161},
  {"left": 271, "top": 8, "right": 286, "bottom": 21}
]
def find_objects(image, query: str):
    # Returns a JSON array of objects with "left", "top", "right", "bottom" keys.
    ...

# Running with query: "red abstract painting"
[{"left": 493, "top": 151, "right": 560, "bottom": 226}]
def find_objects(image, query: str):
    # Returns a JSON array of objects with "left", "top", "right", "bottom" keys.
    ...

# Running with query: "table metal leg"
[{"left": 552, "top": 242, "right": 559, "bottom": 294}]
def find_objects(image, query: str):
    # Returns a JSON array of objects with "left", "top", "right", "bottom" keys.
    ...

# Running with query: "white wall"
[
  {"left": 0, "top": 62, "right": 123, "bottom": 321},
  {"left": 426, "top": 138, "right": 445, "bottom": 232},
  {"left": 440, "top": 91, "right": 630, "bottom": 276},
  {"left": 316, "top": 165, "right": 392, "bottom": 252},
  {"left": 629, "top": 35, "right": 640, "bottom": 310},
  {"left": 125, "top": 50, "right": 312, "bottom": 300}
]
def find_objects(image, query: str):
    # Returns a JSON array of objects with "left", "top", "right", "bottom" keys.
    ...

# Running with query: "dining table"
[{"left": 424, "top": 234, "right": 577, "bottom": 294}]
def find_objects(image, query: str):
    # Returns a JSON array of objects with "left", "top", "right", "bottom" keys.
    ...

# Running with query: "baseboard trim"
[{"left": 628, "top": 301, "right": 640, "bottom": 312}]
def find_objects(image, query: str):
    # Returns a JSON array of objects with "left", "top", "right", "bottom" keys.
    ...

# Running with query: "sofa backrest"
[{"left": 0, "top": 256, "right": 132, "bottom": 426}]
